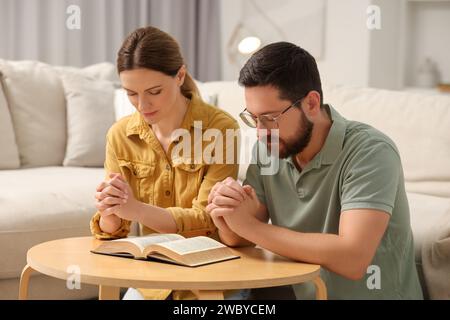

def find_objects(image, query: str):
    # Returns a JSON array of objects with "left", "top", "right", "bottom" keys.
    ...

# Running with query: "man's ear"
[
  {"left": 176, "top": 65, "right": 187, "bottom": 87},
  {"left": 304, "top": 91, "right": 321, "bottom": 116}
]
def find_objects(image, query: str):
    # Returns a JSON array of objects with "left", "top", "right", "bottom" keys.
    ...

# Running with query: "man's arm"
[
  {"left": 211, "top": 215, "right": 254, "bottom": 247},
  {"left": 224, "top": 208, "right": 390, "bottom": 280}
]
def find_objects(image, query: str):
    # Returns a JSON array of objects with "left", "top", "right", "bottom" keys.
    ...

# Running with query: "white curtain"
[{"left": 0, "top": 0, "right": 221, "bottom": 80}]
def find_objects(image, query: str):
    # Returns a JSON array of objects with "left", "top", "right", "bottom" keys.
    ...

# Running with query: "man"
[{"left": 207, "top": 42, "right": 423, "bottom": 299}]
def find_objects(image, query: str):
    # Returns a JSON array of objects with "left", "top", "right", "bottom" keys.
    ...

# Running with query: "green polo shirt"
[{"left": 244, "top": 105, "right": 423, "bottom": 299}]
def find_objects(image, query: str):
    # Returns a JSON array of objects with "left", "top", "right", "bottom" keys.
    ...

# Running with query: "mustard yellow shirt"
[{"left": 90, "top": 92, "right": 239, "bottom": 299}]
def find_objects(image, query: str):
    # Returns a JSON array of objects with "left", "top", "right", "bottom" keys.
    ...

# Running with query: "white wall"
[
  {"left": 368, "top": 0, "right": 405, "bottom": 90},
  {"left": 317, "top": 0, "right": 371, "bottom": 87},
  {"left": 220, "top": 0, "right": 372, "bottom": 87},
  {"left": 220, "top": 0, "right": 450, "bottom": 91},
  {"left": 405, "top": 1, "right": 450, "bottom": 86}
]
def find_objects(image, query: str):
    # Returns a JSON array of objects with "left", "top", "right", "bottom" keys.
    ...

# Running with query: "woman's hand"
[
  {"left": 95, "top": 173, "right": 128, "bottom": 233},
  {"left": 95, "top": 173, "right": 128, "bottom": 212},
  {"left": 96, "top": 173, "right": 143, "bottom": 222}
]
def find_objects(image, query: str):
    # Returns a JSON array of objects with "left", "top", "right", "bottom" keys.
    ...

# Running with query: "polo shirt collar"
[
  {"left": 286, "top": 104, "right": 346, "bottom": 168},
  {"left": 320, "top": 104, "right": 346, "bottom": 165}
]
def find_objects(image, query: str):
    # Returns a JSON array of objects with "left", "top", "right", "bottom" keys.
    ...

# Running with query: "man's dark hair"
[{"left": 238, "top": 42, "right": 323, "bottom": 105}]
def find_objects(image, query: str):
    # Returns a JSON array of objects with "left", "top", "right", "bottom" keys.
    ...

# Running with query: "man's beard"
[{"left": 265, "top": 111, "right": 314, "bottom": 159}]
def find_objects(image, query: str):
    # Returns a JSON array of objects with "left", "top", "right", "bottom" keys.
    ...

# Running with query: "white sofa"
[
  {"left": 0, "top": 60, "right": 449, "bottom": 299},
  {"left": 0, "top": 60, "right": 121, "bottom": 299}
]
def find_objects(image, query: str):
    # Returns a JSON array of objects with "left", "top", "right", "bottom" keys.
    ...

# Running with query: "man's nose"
[{"left": 257, "top": 127, "right": 269, "bottom": 140}]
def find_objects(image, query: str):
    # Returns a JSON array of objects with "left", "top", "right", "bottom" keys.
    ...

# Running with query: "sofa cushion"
[
  {"left": 0, "top": 60, "right": 67, "bottom": 168},
  {"left": 199, "top": 81, "right": 245, "bottom": 125},
  {"left": 54, "top": 62, "right": 120, "bottom": 86},
  {"left": 408, "top": 192, "right": 450, "bottom": 299},
  {"left": 0, "top": 82, "right": 20, "bottom": 169},
  {"left": 0, "top": 167, "right": 104, "bottom": 279},
  {"left": 407, "top": 192, "right": 450, "bottom": 263},
  {"left": 114, "top": 88, "right": 137, "bottom": 121},
  {"left": 194, "top": 80, "right": 219, "bottom": 106},
  {"left": 60, "top": 71, "right": 115, "bottom": 167},
  {"left": 323, "top": 84, "right": 450, "bottom": 198}
]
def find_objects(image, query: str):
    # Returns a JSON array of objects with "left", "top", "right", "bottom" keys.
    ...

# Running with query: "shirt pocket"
[
  {"left": 118, "top": 160, "right": 155, "bottom": 203},
  {"left": 174, "top": 163, "right": 206, "bottom": 206}
]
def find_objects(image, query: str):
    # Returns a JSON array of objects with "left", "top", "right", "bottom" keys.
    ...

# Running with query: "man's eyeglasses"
[{"left": 239, "top": 98, "right": 304, "bottom": 129}]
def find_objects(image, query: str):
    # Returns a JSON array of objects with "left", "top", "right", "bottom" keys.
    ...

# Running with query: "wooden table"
[{"left": 19, "top": 236, "right": 327, "bottom": 300}]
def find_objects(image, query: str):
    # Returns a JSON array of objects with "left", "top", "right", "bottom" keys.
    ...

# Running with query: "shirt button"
[
  {"left": 165, "top": 190, "right": 171, "bottom": 197},
  {"left": 206, "top": 231, "right": 212, "bottom": 236},
  {"left": 190, "top": 164, "right": 196, "bottom": 169},
  {"left": 166, "top": 164, "right": 171, "bottom": 170}
]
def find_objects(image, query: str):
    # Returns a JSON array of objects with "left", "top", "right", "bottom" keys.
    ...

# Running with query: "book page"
[
  {"left": 156, "top": 236, "right": 226, "bottom": 255},
  {"left": 115, "top": 234, "right": 185, "bottom": 252}
]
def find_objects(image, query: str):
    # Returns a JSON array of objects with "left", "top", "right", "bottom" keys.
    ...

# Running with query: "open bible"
[{"left": 91, "top": 233, "right": 240, "bottom": 267}]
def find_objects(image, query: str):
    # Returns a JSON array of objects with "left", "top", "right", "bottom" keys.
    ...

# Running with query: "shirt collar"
[
  {"left": 286, "top": 104, "right": 347, "bottom": 168},
  {"left": 320, "top": 104, "right": 347, "bottom": 165}
]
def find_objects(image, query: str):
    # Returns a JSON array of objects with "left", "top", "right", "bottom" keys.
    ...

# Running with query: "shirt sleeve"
[
  {"left": 341, "top": 140, "right": 402, "bottom": 215},
  {"left": 166, "top": 118, "right": 240, "bottom": 237},
  {"left": 166, "top": 162, "right": 238, "bottom": 237},
  {"left": 90, "top": 132, "right": 131, "bottom": 240}
]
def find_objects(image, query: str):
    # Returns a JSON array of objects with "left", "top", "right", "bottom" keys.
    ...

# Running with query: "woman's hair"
[{"left": 117, "top": 26, "right": 199, "bottom": 98}]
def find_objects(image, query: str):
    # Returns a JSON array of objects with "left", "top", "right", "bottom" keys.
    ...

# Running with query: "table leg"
[
  {"left": 19, "top": 264, "right": 35, "bottom": 300},
  {"left": 313, "top": 276, "right": 327, "bottom": 300},
  {"left": 192, "top": 290, "right": 225, "bottom": 300},
  {"left": 99, "top": 285, "right": 121, "bottom": 300}
]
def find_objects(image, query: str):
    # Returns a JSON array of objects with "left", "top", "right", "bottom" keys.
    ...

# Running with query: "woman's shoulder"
[{"left": 106, "top": 112, "right": 139, "bottom": 141}]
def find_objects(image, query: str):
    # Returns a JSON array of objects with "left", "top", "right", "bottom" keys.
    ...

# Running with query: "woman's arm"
[
  {"left": 134, "top": 204, "right": 177, "bottom": 233},
  {"left": 101, "top": 160, "right": 238, "bottom": 237},
  {"left": 90, "top": 135, "right": 131, "bottom": 240}
]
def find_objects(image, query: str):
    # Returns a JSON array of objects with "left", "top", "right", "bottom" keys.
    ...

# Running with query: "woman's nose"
[{"left": 138, "top": 98, "right": 151, "bottom": 111}]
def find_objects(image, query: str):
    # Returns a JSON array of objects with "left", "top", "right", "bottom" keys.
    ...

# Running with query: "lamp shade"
[{"left": 227, "top": 22, "right": 263, "bottom": 67}]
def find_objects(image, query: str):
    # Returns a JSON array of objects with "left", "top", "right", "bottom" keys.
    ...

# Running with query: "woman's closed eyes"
[{"left": 126, "top": 89, "right": 162, "bottom": 97}]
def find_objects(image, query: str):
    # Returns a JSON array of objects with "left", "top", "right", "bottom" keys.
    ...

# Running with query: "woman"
[{"left": 90, "top": 26, "right": 241, "bottom": 300}]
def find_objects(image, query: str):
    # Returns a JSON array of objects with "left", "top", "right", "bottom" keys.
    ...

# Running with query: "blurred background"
[
  {"left": 1, "top": 0, "right": 449, "bottom": 91},
  {"left": 1, "top": 0, "right": 450, "bottom": 300}
]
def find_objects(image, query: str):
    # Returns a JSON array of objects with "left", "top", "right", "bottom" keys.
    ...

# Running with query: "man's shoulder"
[{"left": 343, "top": 120, "right": 400, "bottom": 157}]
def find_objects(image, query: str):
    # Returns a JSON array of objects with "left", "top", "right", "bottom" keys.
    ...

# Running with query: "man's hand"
[
  {"left": 208, "top": 177, "right": 246, "bottom": 205},
  {"left": 208, "top": 177, "right": 268, "bottom": 222},
  {"left": 206, "top": 178, "right": 264, "bottom": 246},
  {"left": 207, "top": 185, "right": 260, "bottom": 237}
]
